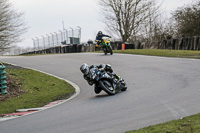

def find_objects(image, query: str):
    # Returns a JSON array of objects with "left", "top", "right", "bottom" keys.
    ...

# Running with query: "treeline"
[
  {"left": 98, "top": 0, "right": 200, "bottom": 45},
  {"left": 136, "top": 36, "right": 200, "bottom": 50},
  {"left": 0, "top": 0, "right": 27, "bottom": 52},
  {"left": 1, "top": 0, "right": 200, "bottom": 55}
]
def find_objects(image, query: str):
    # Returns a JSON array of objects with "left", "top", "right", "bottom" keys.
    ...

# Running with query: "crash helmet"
[
  {"left": 80, "top": 63, "right": 89, "bottom": 75},
  {"left": 98, "top": 31, "right": 102, "bottom": 36},
  {"left": 99, "top": 64, "right": 105, "bottom": 69}
]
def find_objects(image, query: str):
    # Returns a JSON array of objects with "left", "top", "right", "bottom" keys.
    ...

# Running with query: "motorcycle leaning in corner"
[{"left": 82, "top": 66, "right": 127, "bottom": 95}]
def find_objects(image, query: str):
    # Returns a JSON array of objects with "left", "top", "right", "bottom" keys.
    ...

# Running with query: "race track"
[{"left": 0, "top": 53, "right": 200, "bottom": 133}]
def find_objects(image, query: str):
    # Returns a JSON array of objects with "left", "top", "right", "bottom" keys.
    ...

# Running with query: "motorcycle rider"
[
  {"left": 80, "top": 63, "right": 120, "bottom": 94},
  {"left": 95, "top": 31, "right": 111, "bottom": 48}
]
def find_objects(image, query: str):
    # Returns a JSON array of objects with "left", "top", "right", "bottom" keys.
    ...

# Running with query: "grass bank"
[
  {"left": 0, "top": 64, "right": 75, "bottom": 114},
  {"left": 126, "top": 113, "right": 200, "bottom": 133},
  {"left": 113, "top": 49, "right": 200, "bottom": 59}
]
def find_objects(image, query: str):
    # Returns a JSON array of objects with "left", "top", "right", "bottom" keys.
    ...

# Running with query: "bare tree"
[
  {"left": 142, "top": 9, "right": 162, "bottom": 42},
  {"left": 98, "top": 0, "right": 160, "bottom": 43},
  {"left": 0, "top": 0, "right": 27, "bottom": 52},
  {"left": 143, "top": 13, "right": 175, "bottom": 42}
]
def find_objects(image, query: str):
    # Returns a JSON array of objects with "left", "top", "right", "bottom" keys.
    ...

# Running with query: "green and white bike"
[{"left": 96, "top": 37, "right": 113, "bottom": 55}]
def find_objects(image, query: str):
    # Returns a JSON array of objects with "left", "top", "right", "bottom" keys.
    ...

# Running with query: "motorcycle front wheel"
[
  {"left": 99, "top": 80, "right": 115, "bottom": 95},
  {"left": 104, "top": 48, "right": 107, "bottom": 55},
  {"left": 109, "top": 46, "right": 113, "bottom": 55}
]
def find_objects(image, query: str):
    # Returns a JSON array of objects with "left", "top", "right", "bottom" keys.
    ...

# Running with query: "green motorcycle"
[{"left": 96, "top": 37, "right": 113, "bottom": 55}]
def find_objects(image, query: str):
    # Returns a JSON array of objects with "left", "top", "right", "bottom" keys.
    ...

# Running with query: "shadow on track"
[
  {"left": 95, "top": 94, "right": 111, "bottom": 98},
  {"left": 97, "top": 54, "right": 113, "bottom": 56}
]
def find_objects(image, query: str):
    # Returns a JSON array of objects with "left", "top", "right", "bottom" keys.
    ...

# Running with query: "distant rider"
[
  {"left": 95, "top": 31, "right": 111, "bottom": 48},
  {"left": 80, "top": 63, "right": 120, "bottom": 94}
]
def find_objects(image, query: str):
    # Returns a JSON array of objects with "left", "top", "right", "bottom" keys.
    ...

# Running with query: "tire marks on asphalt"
[{"left": 160, "top": 99, "right": 189, "bottom": 118}]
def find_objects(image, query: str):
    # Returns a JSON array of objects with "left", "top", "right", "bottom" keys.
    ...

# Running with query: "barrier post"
[{"left": 122, "top": 44, "right": 125, "bottom": 50}]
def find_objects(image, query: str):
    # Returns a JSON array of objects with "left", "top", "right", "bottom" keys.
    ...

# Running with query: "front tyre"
[
  {"left": 104, "top": 47, "right": 107, "bottom": 55},
  {"left": 109, "top": 46, "right": 113, "bottom": 55},
  {"left": 99, "top": 80, "right": 115, "bottom": 95},
  {"left": 94, "top": 84, "right": 102, "bottom": 94}
]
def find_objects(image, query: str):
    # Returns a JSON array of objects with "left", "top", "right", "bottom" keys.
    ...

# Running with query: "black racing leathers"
[{"left": 83, "top": 64, "right": 115, "bottom": 86}]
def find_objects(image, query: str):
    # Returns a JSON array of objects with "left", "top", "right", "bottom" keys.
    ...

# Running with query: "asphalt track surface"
[{"left": 0, "top": 53, "right": 200, "bottom": 133}]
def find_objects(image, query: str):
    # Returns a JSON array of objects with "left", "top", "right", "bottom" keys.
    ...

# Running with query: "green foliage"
[{"left": 172, "top": 1, "right": 200, "bottom": 37}]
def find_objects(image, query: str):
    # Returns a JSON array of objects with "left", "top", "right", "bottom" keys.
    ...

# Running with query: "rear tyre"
[
  {"left": 99, "top": 80, "right": 115, "bottom": 95},
  {"left": 121, "top": 81, "right": 127, "bottom": 91}
]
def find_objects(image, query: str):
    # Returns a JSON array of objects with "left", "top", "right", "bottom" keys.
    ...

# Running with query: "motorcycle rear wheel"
[{"left": 121, "top": 81, "right": 127, "bottom": 91}]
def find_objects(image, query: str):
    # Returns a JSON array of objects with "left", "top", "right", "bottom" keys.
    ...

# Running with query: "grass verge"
[
  {"left": 126, "top": 113, "right": 200, "bottom": 133},
  {"left": 113, "top": 49, "right": 200, "bottom": 59},
  {"left": 0, "top": 64, "right": 75, "bottom": 114}
]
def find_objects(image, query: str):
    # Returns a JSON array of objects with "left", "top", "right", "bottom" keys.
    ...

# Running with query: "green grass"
[
  {"left": 113, "top": 49, "right": 200, "bottom": 59},
  {"left": 126, "top": 113, "right": 200, "bottom": 133},
  {"left": 0, "top": 65, "right": 75, "bottom": 114}
]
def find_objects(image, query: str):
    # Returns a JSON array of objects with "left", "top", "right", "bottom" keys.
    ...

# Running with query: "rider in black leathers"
[{"left": 80, "top": 63, "right": 120, "bottom": 94}]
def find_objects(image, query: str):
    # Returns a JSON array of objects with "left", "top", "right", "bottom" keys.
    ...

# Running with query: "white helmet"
[{"left": 80, "top": 63, "right": 89, "bottom": 75}]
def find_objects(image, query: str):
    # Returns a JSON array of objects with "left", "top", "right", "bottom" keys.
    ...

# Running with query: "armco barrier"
[
  {"left": 126, "top": 44, "right": 135, "bottom": 49},
  {"left": 21, "top": 42, "right": 135, "bottom": 55},
  {"left": 137, "top": 36, "right": 200, "bottom": 50},
  {"left": 77, "top": 45, "right": 82, "bottom": 52}
]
